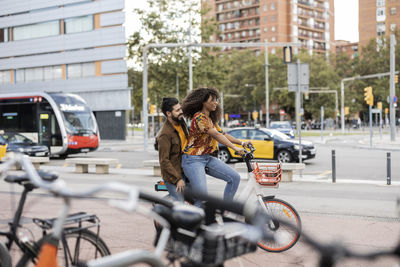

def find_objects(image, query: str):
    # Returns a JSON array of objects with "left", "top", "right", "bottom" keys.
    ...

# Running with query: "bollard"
[
  {"left": 387, "top": 152, "right": 391, "bottom": 185},
  {"left": 332, "top": 149, "right": 336, "bottom": 183}
]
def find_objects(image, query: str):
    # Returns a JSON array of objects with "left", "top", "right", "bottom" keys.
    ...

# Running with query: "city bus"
[{"left": 0, "top": 92, "right": 99, "bottom": 157}]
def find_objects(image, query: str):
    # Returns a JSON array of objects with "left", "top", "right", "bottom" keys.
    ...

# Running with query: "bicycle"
[
  {"left": 0, "top": 155, "right": 110, "bottom": 267},
  {"left": 155, "top": 143, "right": 302, "bottom": 252}
]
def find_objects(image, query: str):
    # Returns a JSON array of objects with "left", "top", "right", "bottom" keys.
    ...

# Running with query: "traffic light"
[
  {"left": 283, "top": 46, "right": 292, "bottom": 63},
  {"left": 149, "top": 104, "right": 156, "bottom": 114},
  {"left": 395, "top": 74, "right": 398, "bottom": 84},
  {"left": 364, "top": 86, "right": 374, "bottom": 106}
]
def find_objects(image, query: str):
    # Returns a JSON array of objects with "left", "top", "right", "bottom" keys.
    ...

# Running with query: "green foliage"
[{"left": 128, "top": 1, "right": 400, "bottom": 122}]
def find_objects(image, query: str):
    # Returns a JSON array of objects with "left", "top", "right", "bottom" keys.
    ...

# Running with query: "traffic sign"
[
  {"left": 279, "top": 109, "right": 285, "bottom": 115},
  {"left": 394, "top": 96, "right": 398, "bottom": 103},
  {"left": 287, "top": 63, "right": 309, "bottom": 92}
]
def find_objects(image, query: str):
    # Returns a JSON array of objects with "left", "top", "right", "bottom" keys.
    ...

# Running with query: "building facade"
[
  {"left": 335, "top": 40, "right": 359, "bottom": 58},
  {"left": 359, "top": 0, "right": 400, "bottom": 50},
  {"left": 0, "top": 0, "right": 130, "bottom": 140},
  {"left": 201, "top": 0, "right": 335, "bottom": 56}
]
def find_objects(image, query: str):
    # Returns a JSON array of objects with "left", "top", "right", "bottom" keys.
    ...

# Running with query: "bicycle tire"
[
  {"left": 257, "top": 197, "right": 302, "bottom": 252},
  {"left": 0, "top": 241, "right": 12, "bottom": 267},
  {"left": 16, "top": 228, "right": 110, "bottom": 267}
]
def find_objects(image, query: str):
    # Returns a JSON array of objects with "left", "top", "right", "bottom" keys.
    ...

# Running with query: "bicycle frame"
[
  {"left": 1, "top": 154, "right": 170, "bottom": 267},
  {"left": 235, "top": 165, "right": 279, "bottom": 215}
]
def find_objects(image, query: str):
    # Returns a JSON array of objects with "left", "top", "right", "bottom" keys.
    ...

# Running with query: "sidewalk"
[{"left": 1, "top": 163, "right": 399, "bottom": 267}]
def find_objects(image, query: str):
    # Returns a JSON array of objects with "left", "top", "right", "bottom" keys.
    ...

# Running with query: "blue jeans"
[
  {"left": 165, "top": 182, "right": 185, "bottom": 202},
  {"left": 181, "top": 154, "right": 240, "bottom": 207}
]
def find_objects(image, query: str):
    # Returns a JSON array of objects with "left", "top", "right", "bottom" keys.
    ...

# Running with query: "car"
[
  {"left": 1, "top": 132, "right": 49, "bottom": 157},
  {"left": 270, "top": 121, "right": 295, "bottom": 138},
  {"left": 217, "top": 127, "right": 316, "bottom": 163}
]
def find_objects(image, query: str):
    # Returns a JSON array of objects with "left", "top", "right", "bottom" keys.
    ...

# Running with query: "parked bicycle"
[
  {"left": 0, "top": 156, "right": 111, "bottom": 267},
  {"left": 155, "top": 143, "right": 302, "bottom": 252}
]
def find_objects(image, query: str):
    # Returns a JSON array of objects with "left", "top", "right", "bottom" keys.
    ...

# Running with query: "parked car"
[
  {"left": 1, "top": 132, "right": 49, "bottom": 157},
  {"left": 218, "top": 127, "right": 316, "bottom": 163},
  {"left": 269, "top": 121, "right": 295, "bottom": 138}
]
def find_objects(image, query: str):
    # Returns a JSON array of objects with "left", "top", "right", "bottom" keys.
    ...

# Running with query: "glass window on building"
[
  {"left": 271, "top": 15, "right": 276, "bottom": 22},
  {"left": 25, "top": 67, "right": 43, "bottom": 82},
  {"left": 390, "top": 7, "right": 396, "bottom": 15},
  {"left": 377, "top": 22, "right": 385, "bottom": 36},
  {"left": 44, "top": 65, "right": 62, "bottom": 81},
  {"left": 390, "top": 23, "right": 396, "bottom": 31},
  {"left": 14, "top": 20, "right": 59, "bottom": 41},
  {"left": 270, "top": 3, "right": 275, "bottom": 10},
  {"left": 264, "top": 27, "right": 268, "bottom": 32},
  {"left": 16, "top": 69, "right": 25, "bottom": 83},
  {"left": 271, "top": 26, "right": 276, "bottom": 32},
  {"left": 67, "top": 64, "right": 82, "bottom": 79},
  {"left": 376, "top": 0, "right": 385, "bottom": 7},
  {"left": 218, "top": 4, "right": 223, "bottom": 11},
  {"left": 263, "top": 5, "right": 267, "bottom": 11},
  {"left": 67, "top": 62, "right": 95, "bottom": 78},
  {"left": 0, "top": 28, "right": 8, "bottom": 43},
  {"left": 64, "top": 15, "right": 93, "bottom": 34},
  {"left": 0, "top": 70, "right": 11, "bottom": 84}
]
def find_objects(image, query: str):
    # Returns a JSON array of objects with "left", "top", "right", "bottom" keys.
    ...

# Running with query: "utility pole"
[
  {"left": 188, "top": 9, "right": 193, "bottom": 91},
  {"left": 390, "top": 34, "right": 396, "bottom": 141},
  {"left": 265, "top": 47, "right": 270, "bottom": 128},
  {"left": 296, "top": 59, "right": 302, "bottom": 164}
]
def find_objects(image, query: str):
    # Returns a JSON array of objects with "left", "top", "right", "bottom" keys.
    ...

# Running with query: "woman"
[{"left": 181, "top": 87, "right": 251, "bottom": 206}]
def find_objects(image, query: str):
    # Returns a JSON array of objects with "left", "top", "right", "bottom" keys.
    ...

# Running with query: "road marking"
[
  {"left": 117, "top": 164, "right": 122, "bottom": 169},
  {"left": 63, "top": 163, "right": 69, "bottom": 167},
  {"left": 319, "top": 170, "right": 332, "bottom": 176}
]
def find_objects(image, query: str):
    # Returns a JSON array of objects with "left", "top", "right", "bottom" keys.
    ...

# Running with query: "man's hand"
[{"left": 176, "top": 179, "right": 185, "bottom": 193}]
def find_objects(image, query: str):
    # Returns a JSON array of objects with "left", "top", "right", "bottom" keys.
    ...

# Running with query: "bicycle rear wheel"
[
  {"left": 16, "top": 228, "right": 110, "bottom": 267},
  {"left": 257, "top": 197, "right": 302, "bottom": 252}
]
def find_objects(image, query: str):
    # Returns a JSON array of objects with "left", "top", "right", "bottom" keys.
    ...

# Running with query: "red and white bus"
[{"left": 0, "top": 92, "right": 99, "bottom": 157}]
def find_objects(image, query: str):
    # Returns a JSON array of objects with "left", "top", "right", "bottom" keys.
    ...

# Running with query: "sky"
[{"left": 124, "top": 0, "right": 359, "bottom": 43}]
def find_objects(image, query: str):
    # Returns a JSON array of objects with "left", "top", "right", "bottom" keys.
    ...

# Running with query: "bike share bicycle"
[
  {"left": 155, "top": 143, "right": 302, "bottom": 253},
  {"left": 0, "top": 155, "right": 110, "bottom": 267}
]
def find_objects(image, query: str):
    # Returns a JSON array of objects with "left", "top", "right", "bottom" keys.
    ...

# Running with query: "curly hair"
[{"left": 182, "top": 87, "right": 222, "bottom": 124}]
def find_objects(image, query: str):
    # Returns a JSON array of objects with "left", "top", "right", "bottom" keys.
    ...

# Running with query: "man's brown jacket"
[{"left": 157, "top": 119, "right": 189, "bottom": 184}]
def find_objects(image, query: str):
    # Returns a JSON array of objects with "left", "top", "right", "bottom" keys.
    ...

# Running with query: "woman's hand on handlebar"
[
  {"left": 242, "top": 141, "right": 253, "bottom": 148},
  {"left": 233, "top": 146, "right": 246, "bottom": 156}
]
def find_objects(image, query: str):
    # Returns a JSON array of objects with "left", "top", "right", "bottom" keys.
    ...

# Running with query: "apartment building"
[
  {"left": 359, "top": 0, "right": 400, "bottom": 49},
  {"left": 201, "top": 0, "right": 335, "bottom": 56},
  {"left": 0, "top": 0, "right": 130, "bottom": 140},
  {"left": 335, "top": 40, "right": 359, "bottom": 58}
]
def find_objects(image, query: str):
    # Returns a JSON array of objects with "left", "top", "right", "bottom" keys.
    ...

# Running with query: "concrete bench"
[
  {"left": 66, "top": 158, "right": 119, "bottom": 174},
  {"left": 29, "top": 157, "right": 50, "bottom": 170},
  {"left": 235, "top": 162, "right": 305, "bottom": 182},
  {"left": 143, "top": 160, "right": 161, "bottom": 176},
  {"left": 281, "top": 163, "right": 305, "bottom": 182},
  {"left": 4, "top": 153, "right": 49, "bottom": 170}
]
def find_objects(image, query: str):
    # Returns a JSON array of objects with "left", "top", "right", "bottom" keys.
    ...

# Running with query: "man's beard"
[{"left": 172, "top": 114, "right": 183, "bottom": 122}]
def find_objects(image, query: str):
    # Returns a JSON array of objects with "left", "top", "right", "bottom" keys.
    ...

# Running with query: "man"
[{"left": 158, "top": 97, "right": 188, "bottom": 201}]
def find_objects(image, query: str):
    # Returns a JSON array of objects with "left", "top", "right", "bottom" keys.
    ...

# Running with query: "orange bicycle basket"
[{"left": 251, "top": 162, "right": 281, "bottom": 186}]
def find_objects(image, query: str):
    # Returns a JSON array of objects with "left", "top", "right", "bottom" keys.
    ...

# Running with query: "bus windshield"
[{"left": 51, "top": 94, "right": 96, "bottom": 135}]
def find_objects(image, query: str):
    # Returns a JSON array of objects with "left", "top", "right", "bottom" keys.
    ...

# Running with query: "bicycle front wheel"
[
  {"left": 17, "top": 228, "right": 110, "bottom": 267},
  {"left": 257, "top": 197, "right": 302, "bottom": 252}
]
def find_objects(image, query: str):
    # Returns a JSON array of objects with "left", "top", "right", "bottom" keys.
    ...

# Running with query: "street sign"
[
  {"left": 394, "top": 96, "right": 398, "bottom": 103},
  {"left": 287, "top": 63, "right": 309, "bottom": 92},
  {"left": 372, "top": 108, "right": 381, "bottom": 113},
  {"left": 279, "top": 109, "right": 285, "bottom": 115}
]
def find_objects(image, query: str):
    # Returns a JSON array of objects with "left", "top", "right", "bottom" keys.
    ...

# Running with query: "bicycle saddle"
[
  {"left": 4, "top": 170, "right": 58, "bottom": 184},
  {"left": 153, "top": 203, "right": 205, "bottom": 231}
]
